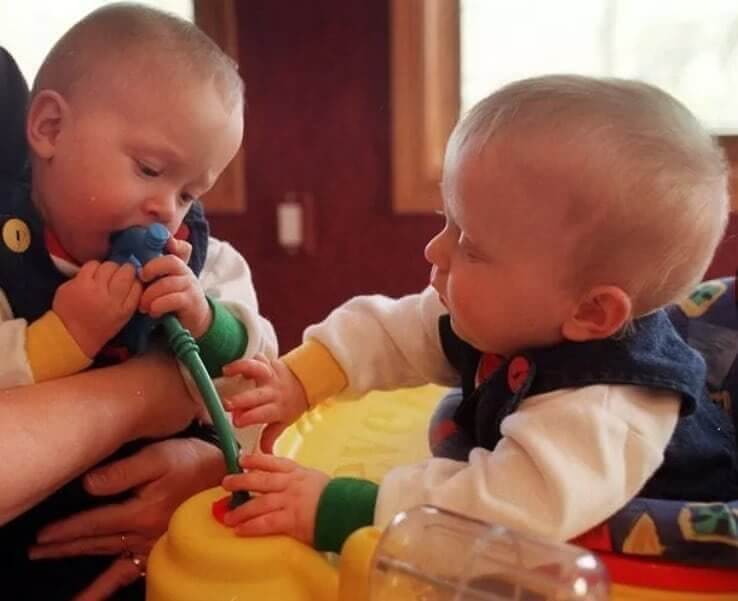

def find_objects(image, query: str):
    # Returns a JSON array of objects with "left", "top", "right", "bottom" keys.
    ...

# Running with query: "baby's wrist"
[
  {"left": 195, "top": 298, "right": 248, "bottom": 377},
  {"left": 189, "top": 302, "right": 213, "bottom": 338},
  {"left": 54, "top": 310, "right": 100, "bottom": 359}
]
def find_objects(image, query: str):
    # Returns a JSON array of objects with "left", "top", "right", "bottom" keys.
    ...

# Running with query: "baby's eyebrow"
[{"left": 134, "top": 140, "right": 185, "bottom": 166}]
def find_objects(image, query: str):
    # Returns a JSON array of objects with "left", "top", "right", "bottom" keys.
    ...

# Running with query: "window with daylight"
[{"left": 391, "top": 0, "right": 738, "bottom": 212}]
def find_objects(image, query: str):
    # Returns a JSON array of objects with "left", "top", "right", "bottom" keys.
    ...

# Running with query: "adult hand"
[{"left": 29, "top": 438, "right": 225, "bottom": 597}]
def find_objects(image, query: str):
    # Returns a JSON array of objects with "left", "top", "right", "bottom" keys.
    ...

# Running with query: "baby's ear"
[
  {"left": 561, "top": 285, "right": 632, "bottom": 342},
  {"left": 26, "top": 90, "right": 67, "bottom": 160}
]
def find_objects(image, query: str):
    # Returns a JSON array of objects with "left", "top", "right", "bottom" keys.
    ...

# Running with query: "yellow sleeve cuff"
[
  {"left": 282, "top": 340, "right": 348, "bottom": 407},
  {"left": 26, "top": 311, "right": 92, "bottom": 382}
]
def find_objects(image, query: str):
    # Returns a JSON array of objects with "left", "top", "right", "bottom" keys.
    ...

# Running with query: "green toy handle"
[{"left": 161, "top": 314, "right": 249, "bottom": 506}]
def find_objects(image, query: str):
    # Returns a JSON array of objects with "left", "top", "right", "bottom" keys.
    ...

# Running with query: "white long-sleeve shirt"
[
  {"left": 283, "top": 287, "right": 680, "bottom": 541},
  {"left": 0, "top": 236, "right": 278, "bottom": 388}
]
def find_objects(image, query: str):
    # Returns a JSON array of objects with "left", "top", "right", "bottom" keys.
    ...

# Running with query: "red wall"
[
  {"left": 209, "top": 0, "right": 738, "bottom": 352},
  {"left": 708, "top": 217, "right": 738, "bottom": 280},
  {"left": 209, "top": 0, "right": 440, "bottom": 351}
]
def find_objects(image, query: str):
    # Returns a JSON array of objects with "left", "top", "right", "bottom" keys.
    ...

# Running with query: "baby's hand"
[
  {"left": 222, "top": 355, "right": 310, "bottom": 452},
  {"left": 221, "top": 454, "right": 330, "bottom": 546},
  {"left": 53, "top": 261, "right": 142, "bottom": 358},
  {"left": 138, "top": 238, "right": 211, "bottom": 337}
]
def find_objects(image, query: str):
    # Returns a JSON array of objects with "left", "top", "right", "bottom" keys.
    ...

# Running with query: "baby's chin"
[
  {"left": 448, "top": 316, "right": 475, "bottom": 346},
  {"left": 67, "top": 237, "right": 111, "bottom": 264},
  {"left": 450, "top": 317, "right": 501, "bottom": 354}
]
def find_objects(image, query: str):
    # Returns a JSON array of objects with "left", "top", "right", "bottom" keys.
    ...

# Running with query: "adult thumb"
[{"left": 84, "top": 446, "right": 163, "bottom": 496}]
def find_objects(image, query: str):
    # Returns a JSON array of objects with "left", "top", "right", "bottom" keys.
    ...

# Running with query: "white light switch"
[{"left": 277, "top": 198, "right": 303, "bottom": 252}]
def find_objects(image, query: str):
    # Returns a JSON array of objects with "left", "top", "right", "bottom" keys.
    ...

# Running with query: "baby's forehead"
[{"left": 452, "top": 140, "right": 594, "bottom": 229}]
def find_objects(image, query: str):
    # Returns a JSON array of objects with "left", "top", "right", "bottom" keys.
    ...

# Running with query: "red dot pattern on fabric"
[
  {"left": 475, "top": 353, "right": 504, "bottom": 386},
  {"left": 430, "top": 418, "right": 459, "bottom": 447},
  {"left": 507, "top": 356, "right": 531, "bottom": 392}
]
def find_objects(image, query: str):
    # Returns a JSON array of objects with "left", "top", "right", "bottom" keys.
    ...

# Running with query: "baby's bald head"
[{"left": 32, "top": 2, "right": 243, "bottom": 112}]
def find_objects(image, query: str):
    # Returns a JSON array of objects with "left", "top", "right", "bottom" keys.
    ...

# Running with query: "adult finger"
[
  {"left": 84, "top": 444, "right": 168, "bottom": 496},
  {"left": 72, "top": 556, "right": 144, "bottom": 601},
  {"left": 29, "top": 533, "right": 149, "bottom": 559},
  {"left": 35, "top": 503, "right": 137, "bottom": 544}
]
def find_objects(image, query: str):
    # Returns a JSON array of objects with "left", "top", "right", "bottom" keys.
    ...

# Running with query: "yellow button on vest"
[{"left": 2, "top": 218, "right": 31, "bottom": 253}]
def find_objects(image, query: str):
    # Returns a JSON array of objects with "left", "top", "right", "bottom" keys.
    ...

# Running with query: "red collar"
[{"left": 44, "top": 228, "right": 78, "bottom": 266}]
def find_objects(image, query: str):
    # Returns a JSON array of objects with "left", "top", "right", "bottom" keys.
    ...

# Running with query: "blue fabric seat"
[{"left": 0, "top": 47, "right": 29, "bottom": 180}]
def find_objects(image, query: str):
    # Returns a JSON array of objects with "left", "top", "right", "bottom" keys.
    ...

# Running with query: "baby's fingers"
[
  {"left": 225, "top": 385, "right": 276, "bottom": 410},
  {"left": 223, "top": 357, "right": 274, "bottom": 381},
  {"left": 222, "top": 490, "right": 284, "bottom": 527},
  {"left": 222, "top": 469, "right": 290, "bottom": 494},
  {"left": 91, "top": 261, "right": 120, "bottom": 285},
  {"left": 140, "top": 254, "right": 190, "bottom": 283},
  {"left": 139, "top": 276, "right": 189, "bottom": 314},
  {"left": 233, "top": 510, "right": 295, "bottom": 538},
  {"left": 166, "top": 237, "right": 192, "bottom": 263},
  {"left": 231, "top": 405, "right": 282, "bottom": 428},
  {"left": 146, "top": 292, "right": 190, "bottom": 319},
  {"left": 238, "top": 453, "right": 298, "bottom": 473},
  {"left": 76, "top": 260, "right": 102, "bottom": 281},
  {"left": 108, "top": 264, "right": 138, "bottom": 298}
]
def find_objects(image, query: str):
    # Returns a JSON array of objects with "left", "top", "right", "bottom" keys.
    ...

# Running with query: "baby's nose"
[
  {"left": 144, "top": 193, "right": 178, "bottom": 223},
  {"left": 425, "top": 234, "right": 448, "bottom": 270}
]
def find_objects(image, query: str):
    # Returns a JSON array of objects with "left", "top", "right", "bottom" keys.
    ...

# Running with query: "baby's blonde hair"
[
  {"left": 33, "top": 2, "right": 243, "bottom": 112},
  {"left": 443, "top": 75, "right": 729, "bottom": 316}
]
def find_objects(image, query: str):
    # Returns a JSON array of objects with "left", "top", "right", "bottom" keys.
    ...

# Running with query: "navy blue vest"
[{"left": 441, "top": 311, "right": 738, "bottom": 503}]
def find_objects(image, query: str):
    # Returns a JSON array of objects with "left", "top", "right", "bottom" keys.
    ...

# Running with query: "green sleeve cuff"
[
  {"left": 314, "top": 478, "right": 378, "bottom": 553},
  {"left": 196, "top": 297, "right": 248, "bottom": 377}
]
